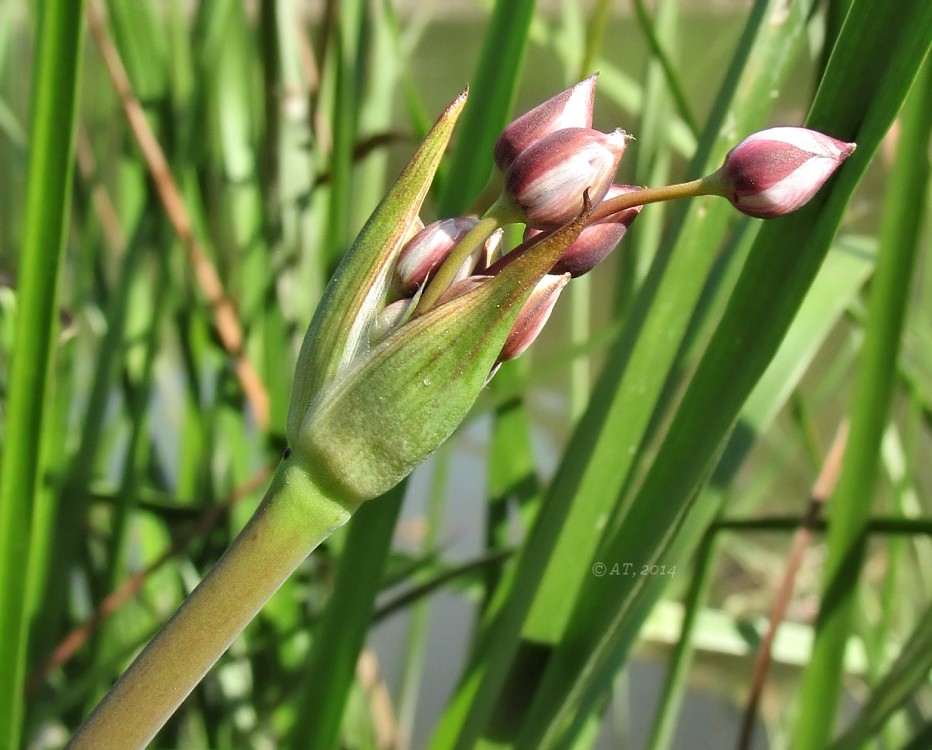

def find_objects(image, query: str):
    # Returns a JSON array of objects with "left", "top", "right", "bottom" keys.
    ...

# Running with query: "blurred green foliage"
[{"left": 0, "top": 0, "right": 929, "bottom": 748}]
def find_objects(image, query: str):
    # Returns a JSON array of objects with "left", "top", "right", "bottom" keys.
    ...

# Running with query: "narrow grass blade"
[
  {"left": 431, "top": 4, "right": 815, "bottom": 747},
  {"left": 630, "top": 0, "right": 698, "bottom": 137},
  {"left": 646, "top": 530, "right": 719, "bottom": 750},
  {"left": 322, "top": 0, "right": 365, "bottom": 263},
  {"left": 353, "top": 0, "right": 402, "bottom": 227},
  {"left": 512, "top": 0, "right": 932, "bottom": 745},
  {"left": 521, "top": 0, "right": 811, "bottom": 651},
  {"left": 828, "top": 600, "right": 932, "bottom": 749},
  {"left": 485, "top": 362, "right": 540, "bottom": 604},
  {"left": 0, "top": 0, "right": 85, "bottom": 744},
  {"left": 793, "top": 50, "right": 932, "bottom": 750},
  {"left": 397, "top": 448, "right": 451, "bottom": 749},
  {"left": 647, "top": 236, "right": 874, "bottom": 749}
]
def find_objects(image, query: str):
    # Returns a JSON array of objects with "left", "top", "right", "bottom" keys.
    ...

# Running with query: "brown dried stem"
[
  {"left": 736, "top": 421, "right": 849, "bottom": 750},
  {"left": 85, "top": 1, "right": 270, "bottom": 429},
  {"left": 356, "top": 648, "right": 399, "bottom": 750}
]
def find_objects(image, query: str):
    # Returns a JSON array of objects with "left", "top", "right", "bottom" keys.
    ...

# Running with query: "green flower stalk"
[{"left": 68, "top": 76, "right": 854, "bottom": 749}]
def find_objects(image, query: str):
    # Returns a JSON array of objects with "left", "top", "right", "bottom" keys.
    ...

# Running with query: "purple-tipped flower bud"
[
  {"left": 499, "top": 273, "right": 570, "bottom": 362},
  {"left": 717, "top": 127, "right": 856, "bottom": 218},
  {"left": 493, "top": 75, "right": 598, "bottom": 171},
  {"left": 394, "top": 217, "right": 479, "bottom": 294},
  {"left": 503, "top": 128, "right": 628, "bottom": 229},
  {"left": 525, "top": 184, "right": 642, "bottom": 277}
]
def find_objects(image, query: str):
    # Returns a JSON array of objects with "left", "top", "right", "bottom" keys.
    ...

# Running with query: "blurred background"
[{"left": 1, "top": 1, "right": 929, "bottom": 749}]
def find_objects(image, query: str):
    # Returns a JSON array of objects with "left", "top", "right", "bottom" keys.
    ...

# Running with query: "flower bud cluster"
[
  {"left": 525, "top": 184, "right": 642, "bottom": 277},
  {"left": 381, "top": 217, "right": 564, "bottom": 363},
  {"left": 288, "top": 80, "right": 856, "bottom": 505},
  {"left": 393, "top": 217, "right": 495, "bottom": 295},
  {"left": 366, "top": 80, "right": 857, "bottom": 380},
  {"left": 373, "top": 75, "right": 643, "bottom": 365}
]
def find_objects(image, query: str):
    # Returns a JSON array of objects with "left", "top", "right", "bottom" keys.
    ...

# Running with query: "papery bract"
[
  {"left": 717, "top": 127, "right": 856, "bottom": 218},
  {"left": 493, "top": 75, "right": 597, "bottom": 171},
  {"left": 287, "top": 92, "right": 469, "bottom": 442},
  {"left": 503, "top": 128, "right": 627, "bottom": 229}
]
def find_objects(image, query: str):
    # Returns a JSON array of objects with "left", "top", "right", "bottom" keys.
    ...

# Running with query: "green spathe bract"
[
  {"left": 286, "top": 91, "right": 468, "bottom": 440},
  {"left": 294, "top": 212, "right": 586, "bottom": 503},
  {"left": 287, "top": 89, "right": 589, "bottom": 505}
]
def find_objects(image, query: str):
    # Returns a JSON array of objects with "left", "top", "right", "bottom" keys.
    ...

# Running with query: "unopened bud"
[
  {"left": 394, "top": 217, "right": 479, "bottom": 294},
  {"left": 525, "top": 184, "right": 642, "bottom": 277},
  {"left": 499, "top": 273, "right": 570, "bottom": 362},
  {"left": 493, "top": 75, "right": 597, "bottom": 171},
  {"left": 503, "top": 128, "right": 627, "bottom": 229},
  {"left": 716, "top": 127, "right": 855, "bottom": 218}
]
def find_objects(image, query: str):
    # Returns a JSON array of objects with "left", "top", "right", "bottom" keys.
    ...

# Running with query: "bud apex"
[
  {"left": 503, "top": 128, "right": 627, "bottom": 229},
  {"left": 525, "top": 184, "right": 642, "bottom": 277},
  {"left": 499, "top": 273, "right": 570, "bottom": 362},
  {"left": 394, "top": 217, "right": 479, "bottom": 294},
  {"left": 493, "top": 75, "right": 598, "bottom": 171},
  {"left": 718, "top": 127, "right": 856, "bottom": 218}
]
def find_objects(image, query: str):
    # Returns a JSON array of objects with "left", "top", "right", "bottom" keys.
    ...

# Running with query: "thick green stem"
[{"left": 67, "top": 459, "right": 355, "bottom": 750}]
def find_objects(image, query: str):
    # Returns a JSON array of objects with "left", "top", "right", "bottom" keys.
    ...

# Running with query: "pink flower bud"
[
  {"left": 493, "top": 75, "right": 598, "bottom": 171},
  {"left": 525, "top": 184, "right": 642, "bottom": 277},
  {"left": 394, "top": 217, "right": 479, "bottom": 294},
  {"left": 503, "top": 127, "right": 628, "bottom": 229},
  {"left": 499, "top": 273, "right": 570, "bottom": 362},
  {"left": 718, "top": 127, "right": 856, "bottom": 218}
]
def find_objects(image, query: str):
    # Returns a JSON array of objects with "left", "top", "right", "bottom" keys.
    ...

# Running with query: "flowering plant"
[
  {"left": 5, "top": 0, "right": 926, "bottom": 746},
  {"left": 70, "top": 75, "right": 857, "bottom": 749}
]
